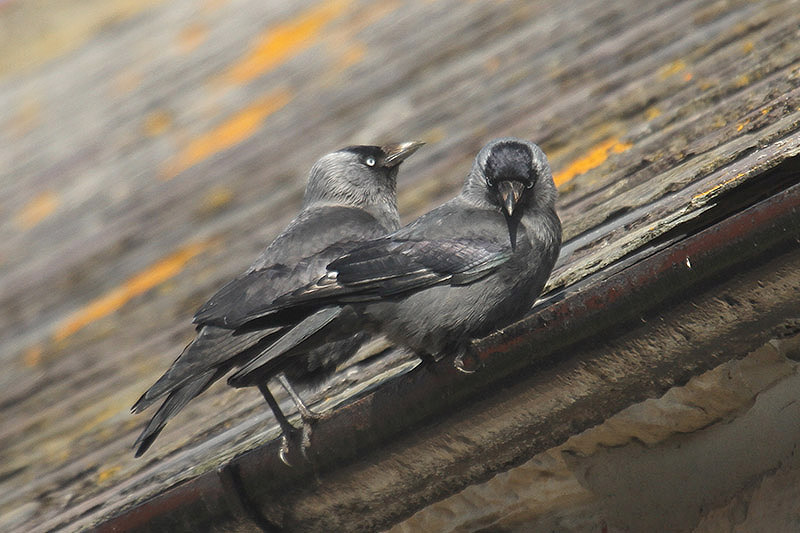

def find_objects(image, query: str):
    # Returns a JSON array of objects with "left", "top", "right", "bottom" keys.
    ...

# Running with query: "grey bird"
[
  {"left": 222, "top": 137, "right": 562, "bottom": 389},
  {"left": 131, "top": 141, "right": 423, "bottom": 458}
]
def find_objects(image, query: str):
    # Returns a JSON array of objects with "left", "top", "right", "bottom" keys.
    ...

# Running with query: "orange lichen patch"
[
  {"left": 22, "top": 344, "right": 43, "bottom": 367},
  {"left": 736, "top": 119, "right": 749, "bottom": 132},
  {"left": 683, "top": 71, "right": 693, "bottom": 82},
  {"left": 178, "top": 22, "right": 208, "bottom": 54},
  {"left": 320, "top": 0, "right": 401, "bottom": 81},
  {"left": 742, "top": 40, "right": 754, "bottom": 53},
  {"left": 553, "top": 138, "right": 633, "bottom": 186},
  {"left": 224, "top": 0, "right": 351, "bottom": 83},
  {"left": 112, "top": 69, "right": 143, "bottom": 95},
  {"left": 645, "top": 106, "right": 661, "bottom": 120},
  {"left": 659, "top": 59, "right": 686, "bottom": 79},
  {"left": 735, "top": 74, "right": 751, "bottom": 87},
  {"left": 485, "top": 56, "right": 501, "bottom": 73},
  {"left": 698, "top": 79, "right": 716, "bottom": 91},
  {"left": 199, "top": 185, "right": 235, "bottom": 215},
  {"left": 97, "top": 465, "right": 122, "bottom": 485},
  {"left": 335, "top": 42, "right": 366, "bottom": 71},
  {"left": 143, "top": 110, "right": 172, "bottom": 136},
  {"left": 8, "top": 97, "right": 41, "bottom": 137},
  {"left": 161, "top": 88, "right": 292, "bottom": 179},
  {"left": 53, "top": 241, "right": 211, "bottom": 342},
  {"left": 692, "top": 174, "right": 744, "bottom": 203},
  {"left": 15, "top": 191, "right": 59, "bottom": 229}
]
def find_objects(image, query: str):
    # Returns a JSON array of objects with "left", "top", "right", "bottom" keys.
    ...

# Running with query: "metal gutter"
[{"left": 96, "top": 162, "right": 800, "bottom": 532}]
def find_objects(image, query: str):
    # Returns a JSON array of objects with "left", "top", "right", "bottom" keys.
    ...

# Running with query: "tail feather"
[
  {"left": 133, "top": 369, "right": 219, "bottom": 457},
  {"left": 131, "top": 326, "right": 280, "bottom": 414}
]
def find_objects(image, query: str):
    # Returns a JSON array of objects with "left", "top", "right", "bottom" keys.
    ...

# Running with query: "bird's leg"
[
  {"left": 276, "top": 373, "right": 321, "bottom": 459},
  {"left": 257, "top": 383, "right": 301, "bottom": 466},
  {"left": 277, "top": 373, "right": 322, "bottom": 421}
]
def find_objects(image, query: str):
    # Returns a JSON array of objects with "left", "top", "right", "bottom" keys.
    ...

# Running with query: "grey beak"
[
  {"left": 497, "top": 181, "right": 526, "bottom": 217},
  {"left": 381, "top": 141, "right": 425, "bottom": 167}
]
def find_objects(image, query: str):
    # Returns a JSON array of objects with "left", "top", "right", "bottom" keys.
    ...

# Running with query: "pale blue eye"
[{"left": 365, "top": 156, "right": 376, "bottom": 167}]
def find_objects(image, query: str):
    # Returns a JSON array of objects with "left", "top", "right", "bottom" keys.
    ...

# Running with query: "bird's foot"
[
  {"left": 277, "top": 414, "right": 321, "bottom": 466},
  {"left": 277, "top": 424, "right": 308, "bottom": 467},
  {"left": 297, "top": 402, "right": 323, "bottom": 423},
  {"left": 278, "top": 433, "right": 294, "bottom": 466},
  {"left": 454, "top": 349, "right": 479, "bottom": 374}
]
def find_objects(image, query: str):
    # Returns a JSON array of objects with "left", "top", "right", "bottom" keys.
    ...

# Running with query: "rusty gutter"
[{"left": 96, "top": 159, "right": 800, "bottom": 532}]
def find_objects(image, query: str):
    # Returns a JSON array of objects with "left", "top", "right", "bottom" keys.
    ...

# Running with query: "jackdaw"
[
  {"left": 132, "top": 141, "right": 423, "bottom": 457},
  {"left": 222, "top": 138, "right": 561, "bottom": 389}
]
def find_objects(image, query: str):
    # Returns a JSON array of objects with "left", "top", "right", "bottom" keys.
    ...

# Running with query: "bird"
[
  {"left": 223, "top": 137, "right": 562, "bottom": 391},
  {"left": 131, "top": 141, "right": 423, "bottom": 459}
]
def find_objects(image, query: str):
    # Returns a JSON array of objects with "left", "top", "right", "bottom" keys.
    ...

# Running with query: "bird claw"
[
  {"left": 454, "top": 352, "right": 477, "bottom": 374},
  {"left": 279, "top": 437, "right": 293, "bottom": 466},
  {"left": 277, "top": 417, "right": 318, "bottom": 467}
]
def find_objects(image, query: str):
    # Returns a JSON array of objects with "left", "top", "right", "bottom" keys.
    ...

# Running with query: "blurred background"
[{"left": 2, "top": 0, "right": 798, "bottom": 531}]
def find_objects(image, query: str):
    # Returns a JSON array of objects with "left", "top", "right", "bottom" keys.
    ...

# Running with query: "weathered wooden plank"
[{"left": 0, "top": 0, "right": 798, "bottom": 530}]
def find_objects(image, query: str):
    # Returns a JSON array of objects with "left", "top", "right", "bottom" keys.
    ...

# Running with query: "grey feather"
[
  {"left": 228, "top": 138, "right": 562, "bottom": 387},
  {"left": 133, "top": 142, "right": 422, "bottom": 456}
]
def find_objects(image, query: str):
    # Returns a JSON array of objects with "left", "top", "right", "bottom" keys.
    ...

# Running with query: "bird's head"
[
  {"left": 466, "top": 138, "right": 555, "bottom": 217},
  {"left": 304, "top": 141, "right": 424, "bottom": 216}
]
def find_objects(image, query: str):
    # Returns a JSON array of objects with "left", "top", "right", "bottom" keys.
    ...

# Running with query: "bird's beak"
[
  {"left": 497, "top": 181, "right": 526, "bottom": 217},
  {"left": 381, "top": 141, "right": 425, "bottom": 167}
]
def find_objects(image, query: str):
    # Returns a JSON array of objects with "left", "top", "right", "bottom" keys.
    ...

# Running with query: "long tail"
[
  {"left": 132, "top": 327, "right": 281, "bottom": 414},
  {"left": 133, "top": 368, "right": 219, "bottom": 457}
]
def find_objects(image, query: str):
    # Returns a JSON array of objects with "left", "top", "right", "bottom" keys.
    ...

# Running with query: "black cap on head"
[
  {"left": 340, "top": 145, "right": 386, "bottom": 164},
  {"left": 339, "top": 142, "right": 424, "bottom": 168},
  {"left": 484, "top": 141, "right": 535, "bottom": 187}
]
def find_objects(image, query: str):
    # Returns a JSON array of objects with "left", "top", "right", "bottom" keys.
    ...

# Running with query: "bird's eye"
[
  {"left": 485, "top": 177, "right": 495, "bottom": 187},
  {"left": 526, "top": 181, "right": 534, "bottom": 189},
  {"left": 365, "top": 156, "right": 376, "bottom": 167}
]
